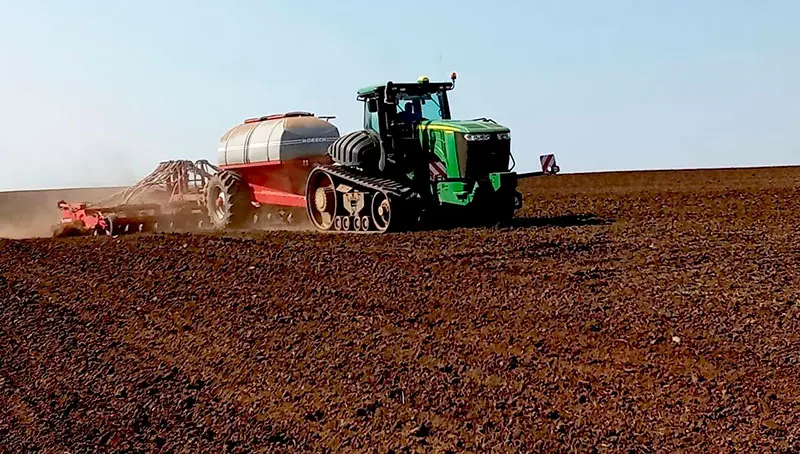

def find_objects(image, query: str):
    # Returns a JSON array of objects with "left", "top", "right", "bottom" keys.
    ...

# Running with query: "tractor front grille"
[{"left": 464, "top": 138, "right": 511, "bottom": 178}]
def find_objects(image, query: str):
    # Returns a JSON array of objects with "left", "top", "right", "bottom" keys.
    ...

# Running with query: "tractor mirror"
[
  {"left": 384, "top": 81, "right": 394, "bottom": 104},
  {"left": 367, "top": 98, "right": 378, "bottom": 113}
]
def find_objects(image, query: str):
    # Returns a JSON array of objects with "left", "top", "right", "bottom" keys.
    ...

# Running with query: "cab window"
[
  {"left": 364, "top": 101, "right": 380, "bottom": 132},
  {"left": 395, "top": 92, "right": 445, "bottom": 121}
]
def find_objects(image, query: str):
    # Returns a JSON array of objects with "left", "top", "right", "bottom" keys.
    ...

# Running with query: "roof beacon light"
[{"left": 417, "top": 75, "right": 429, "bottom": 84}]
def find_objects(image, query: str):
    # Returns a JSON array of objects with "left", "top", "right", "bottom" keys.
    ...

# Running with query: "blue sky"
[{"left": 0, "top": 1, "right": 798, "bottom": 190}]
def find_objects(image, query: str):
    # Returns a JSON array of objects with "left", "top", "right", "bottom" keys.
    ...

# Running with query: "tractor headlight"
[
  {"left": 464, "top": 133, "right": 490, "bottom": 141},
  {"left": 497, "top": 132, "right": 511, "bottom": 140}
]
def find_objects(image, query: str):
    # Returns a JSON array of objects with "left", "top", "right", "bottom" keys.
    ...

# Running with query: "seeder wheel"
[
  {"left": 205, "top": 170, "right": 251, "bottom": 230},
  {"left": 95, "top": 217, "right": 115, "bottom": 236}
]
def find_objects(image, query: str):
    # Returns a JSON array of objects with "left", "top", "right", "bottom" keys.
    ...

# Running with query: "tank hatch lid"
[{"left": 243, "top": 111, "right": 315, "bottom": 124}]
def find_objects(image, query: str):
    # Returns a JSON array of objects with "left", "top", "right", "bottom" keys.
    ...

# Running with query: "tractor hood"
[{"left": 418, "top": 119, "right": 510, "bottom": 134}]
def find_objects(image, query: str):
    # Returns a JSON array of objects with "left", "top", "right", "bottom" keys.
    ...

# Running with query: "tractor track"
[
  {"left": 306, "top": 165, "right": 418, "bottom": 233},
  {"left": 2, "top": 167, "right": 800, "bottom": 452}
]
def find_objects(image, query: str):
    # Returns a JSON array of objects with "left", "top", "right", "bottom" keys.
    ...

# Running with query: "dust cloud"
[{"left": 0, "top": 187, "right": 123, "bottom": 239}]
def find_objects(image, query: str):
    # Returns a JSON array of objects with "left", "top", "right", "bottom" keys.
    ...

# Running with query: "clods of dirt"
[{"left": 1, "top": 166, "right": 800, "bottom": 452}]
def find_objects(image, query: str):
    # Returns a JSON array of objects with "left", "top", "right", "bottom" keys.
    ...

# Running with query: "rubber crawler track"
[{"left": 306, "top": 165, "right": 419, "bottom": 234}]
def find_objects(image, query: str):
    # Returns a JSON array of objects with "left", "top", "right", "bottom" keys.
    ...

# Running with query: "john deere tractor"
[{"left": 305, "top": 73, "right": 527, "bottom": 233}]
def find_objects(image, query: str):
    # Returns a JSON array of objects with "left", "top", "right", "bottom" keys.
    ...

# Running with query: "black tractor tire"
[
  {"left": 205, "top": 171, "right": 252, "bottom": 230},
  {"left": 328, "top": 129, "right": 382, "bottom": 170}
]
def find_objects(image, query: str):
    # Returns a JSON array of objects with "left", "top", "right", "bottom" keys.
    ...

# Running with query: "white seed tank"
[{"left": 218, "top": 112, "right": 339, "bottom": 166}]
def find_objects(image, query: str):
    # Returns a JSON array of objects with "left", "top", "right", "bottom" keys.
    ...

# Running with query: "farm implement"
[{"left": 55, "top": 160, "right": 218, "bottom": 237}]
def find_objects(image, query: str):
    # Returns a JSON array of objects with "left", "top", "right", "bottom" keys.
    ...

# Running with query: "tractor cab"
[
  {"left": 358, "top": 75, "right": 455, "bottom": 139},
  {"left": 353, "top": 75, "right": 458, "bottom": 189}
]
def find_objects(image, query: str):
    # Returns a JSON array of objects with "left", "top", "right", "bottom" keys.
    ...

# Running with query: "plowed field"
[{"left": 2, "top": 167, "right": 799, "bottom": 453}]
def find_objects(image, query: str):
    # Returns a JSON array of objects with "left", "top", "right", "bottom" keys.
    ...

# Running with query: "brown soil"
[{"left": 1, "top": 167, "right": 799, "bottom": 452}]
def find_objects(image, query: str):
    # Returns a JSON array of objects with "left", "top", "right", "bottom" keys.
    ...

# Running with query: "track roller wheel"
[
  {"left": 205, "top": 170, "right": 251, "bottom": 230},
  {"left": 306, "top": 170, "right": 337, "bottom": 231},
  {"left": 371, "top": 192, "right": 393, "bottom": 233}
]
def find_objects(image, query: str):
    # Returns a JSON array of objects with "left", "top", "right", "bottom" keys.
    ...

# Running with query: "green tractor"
[{"left": 305, "top": 73, "right": 556, "bottom": 233}]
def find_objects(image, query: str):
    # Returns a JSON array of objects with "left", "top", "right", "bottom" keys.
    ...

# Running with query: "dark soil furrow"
[{"left": 2, "top": 166, "right": 800, "bottom": 452}]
